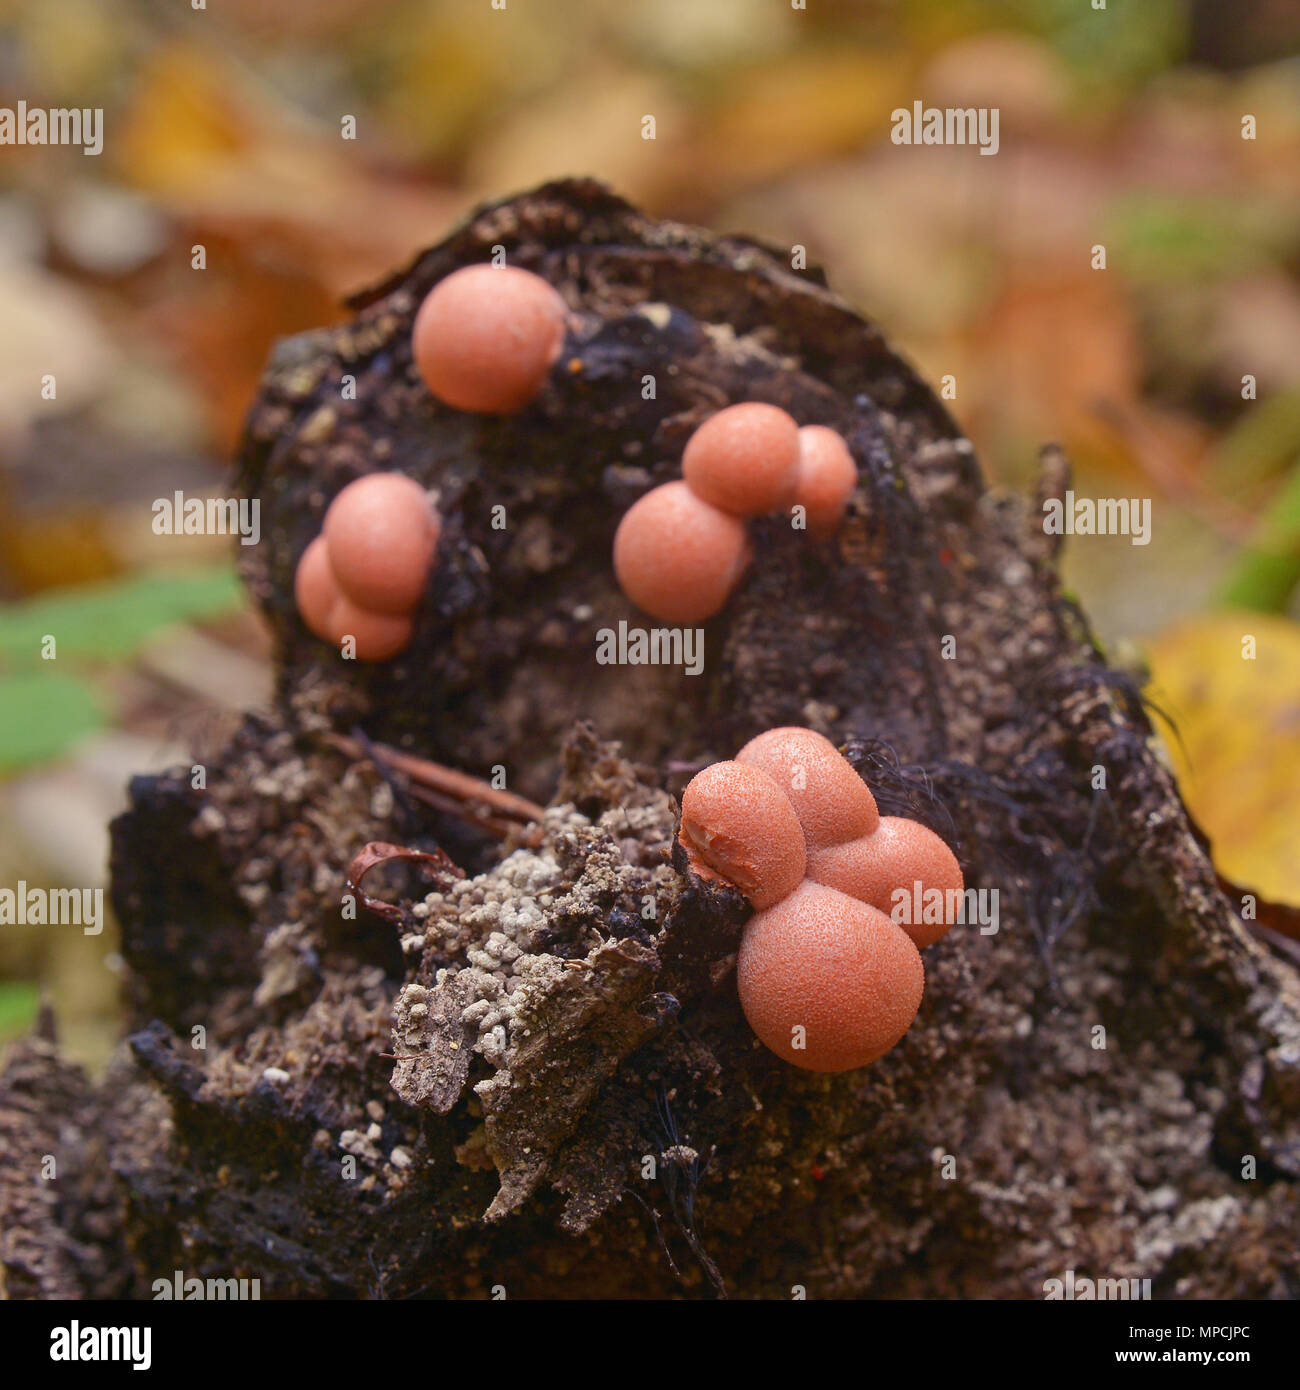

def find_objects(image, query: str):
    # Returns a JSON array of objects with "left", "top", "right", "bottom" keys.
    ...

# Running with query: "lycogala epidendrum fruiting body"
[
  {"left": 612, "top": 406, "right": 855, "bottom": 623},
  {"left": 738, "top": 880, "right": 924, "bottom": 1072},
  {"left": 679, "top": 727, "right": 963, "bottom": 1071},
  {"left": 293, "top": 472, "right": 439, "bottom": 662},
  {"left": 681, "top": 402, "right": 801, "bottom": 516},
  {"left": 412, "top": 263, "right": 568, "bottom": 414},
  {"left": 678, "top": 760, "right": 806, "bottom": 909},
  {"left": 293, "top": 535, "right": 340, "bottom": 641},
  {"left": 322, "top": 473, "right": 440, "bottom": 615},
  {"left": 735, "top": 726, "right": 879, "bottom": 848},
  {"left": 612, "top": 480, "right": 752, "bottom": 623},
  {"left": 807, "top": 815, "right": 965, "bottom": 949},
  {"left": 792, "top": 425, "right": 857, "bottom": 536},
  {"left": 326, "top": 600, "right": 414, "bottom": 663}
]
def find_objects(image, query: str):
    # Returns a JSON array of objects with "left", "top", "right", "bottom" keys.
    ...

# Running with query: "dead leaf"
[{"left": 1146, "top": 611, "right": 1300, "bottom": 905}]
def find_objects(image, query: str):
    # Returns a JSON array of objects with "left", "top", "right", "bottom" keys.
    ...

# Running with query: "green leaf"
[
  {"left": 0, "top": 564, "right": 245, "bottom": 665},
  {"left": 0, "top": 669, "right": 105, "bottom": 772},
  {"left": 1106, "top": 195, "right": 1292, "bottom": 286},
  {"left": 1209, "top": 389, "right": 1300, "bottom": 496},
  {"left": 1014, "top": 0, "right": 1186, "bottom": 91},
  {"left": 0, "top": 981, "right": 40, "bottom": 1042},
  {"left": 1219, "top": 462, "right": 1300, "bottom": 613}
]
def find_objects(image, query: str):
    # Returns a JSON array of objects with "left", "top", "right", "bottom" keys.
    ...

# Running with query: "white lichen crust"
[{"left": 391, "top": 784, "right": 682, "bottom": 1219}]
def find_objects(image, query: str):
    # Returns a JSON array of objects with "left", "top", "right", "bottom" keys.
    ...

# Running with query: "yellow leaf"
[
  {"left": 1145, "top": 612, "right": 1300, "bottom": 905},
  {"left": 704, "top": 51, "right": 910, "bottom": 187}
]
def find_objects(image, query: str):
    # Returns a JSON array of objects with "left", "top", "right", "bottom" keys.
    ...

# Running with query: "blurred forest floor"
[{"left": 1, "top": 0, "right": 1298, "bottom": 1065}]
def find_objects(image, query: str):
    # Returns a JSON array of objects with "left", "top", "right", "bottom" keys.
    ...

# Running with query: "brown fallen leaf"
[{"left": 345, "top": 841, "right": 465, "bottom": 925}]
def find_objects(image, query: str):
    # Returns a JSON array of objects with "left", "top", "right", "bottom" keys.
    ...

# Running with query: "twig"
[
  {"left": 325, "top": 732, "right": 547, "bottom": 837},
  {"left": 402, "top": 783, "right": 522, "bottom": 839}
]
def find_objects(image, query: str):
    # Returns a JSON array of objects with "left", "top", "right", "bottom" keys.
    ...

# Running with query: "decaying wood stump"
[{"left": 3, "top": 179, "right": 1298, "bottom": 1300}]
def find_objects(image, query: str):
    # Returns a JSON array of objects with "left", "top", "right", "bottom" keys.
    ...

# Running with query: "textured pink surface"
[
  {"left": 413, "top": 264, "right": 567, "bottom": 414},
  {"left": 613, "top": 480, "right": 751, "bottom": 623},
  {"left": 679, "top": 760, "right": 806, "bottom": 909},
  {"left": 326, "top": 598, "right": 414, "bottom": 662},
  {"left": 807, "top": 816, "right": 965, "bottom": 949},
  {"left": 323, "top": 473, "right": 439, "bottom": 615},
  {"left": 738, "top": 881, "right": 924, "bottom": 1071},
  {"left": 293, "top": 535, "right": 340, "bottom": 642},
  {"left": 681, "top": 402, "right": 800, "bottom": 516},
  {"left": 735, "top": 726, "right": 878, "bottom": 848},
  {"left": 792, "top": 425, "right": 857, "bottom": 536}
]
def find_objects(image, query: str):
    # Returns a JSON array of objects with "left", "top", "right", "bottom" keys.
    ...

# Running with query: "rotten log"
[{"left": 2, "top": 179, "right": 1298, "bottom": 1300}]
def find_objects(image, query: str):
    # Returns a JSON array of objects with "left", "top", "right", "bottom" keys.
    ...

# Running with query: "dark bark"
[{"left": 3, "top": 180, "right": 1298, "bottom": 1300}]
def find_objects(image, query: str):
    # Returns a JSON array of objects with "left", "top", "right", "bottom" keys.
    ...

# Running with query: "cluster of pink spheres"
[
  {"left": 294, "top": 264, "right": 569, "bottom": 659},
  {"left": 294, "top": 262, "right": 855, "bottom": 651},
  {"left": 295, "top": 473, "right": 440, "bottom": 661},
  {"left": 678, "top": 727, "right": 964, "bottom": 1073},
  {"left": 614, "top": 406, "right": 858, "bottom": 624}
]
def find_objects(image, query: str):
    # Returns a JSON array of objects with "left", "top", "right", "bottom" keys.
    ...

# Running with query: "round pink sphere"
[
  {"left": 793, "top": 425, "right": 857, "bottom": 536},
  {"left": 806, "top": 816, "right": 964, "bottom": 949},
  {"left": 326, "top": 598, "right": 414, "bottom": 663},
  {"left": 678, "top": 760, "right": 806, "bottom": 909},
  {"left": 613, "top": 481, "right": 751, "bottom": 623},
  {"left": 294, "top": 536, "right": 341, "bottom": 642},
  {"left": 735, "top": 726, "right": 878, "bottom": 849},
  {"left": 681, "top": 403, "right": 800, "bottom": 516},
  {"left": 322, "top": 473, "right": 439, "bottom": 616},
  {"left": 738, "top": 881, "right": 924, "bottom": 1072},
  {"left": 412, "top": 264, "right": 567, "bottom": 414}
]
